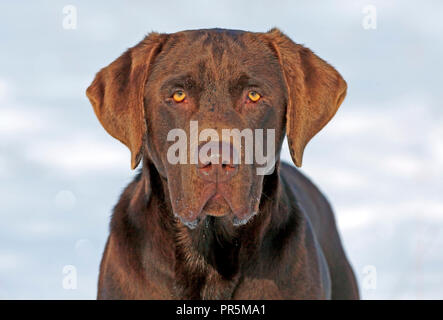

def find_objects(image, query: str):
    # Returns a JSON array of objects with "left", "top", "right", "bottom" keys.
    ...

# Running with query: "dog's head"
[{"left": 86, "top": 28, "right": 346, "bottom": 229}]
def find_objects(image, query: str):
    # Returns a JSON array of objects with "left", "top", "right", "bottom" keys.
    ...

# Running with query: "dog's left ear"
[
  {"left": 86, "top": 32, "right": 167, "bottom": 169},
  {"left": 262, "top": 28, "right": 347, "bottom": 167}
]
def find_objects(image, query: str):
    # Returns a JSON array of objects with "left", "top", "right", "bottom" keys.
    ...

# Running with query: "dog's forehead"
[
  {"left": 170, "top": 28, "right": 247, "bottom": 49},
  {"left": 150, "top": 29, "right": 278, "bottom": 82},
  {"left": 181, "top": 28, "right": 246, "bottom": 38}
]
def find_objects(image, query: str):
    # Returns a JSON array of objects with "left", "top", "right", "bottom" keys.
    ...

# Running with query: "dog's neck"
[{"left": 134, "top": 160, "right": 287, "bottom": 299}]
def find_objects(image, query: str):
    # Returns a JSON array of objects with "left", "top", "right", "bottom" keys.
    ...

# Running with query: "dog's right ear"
[{"left": 86, "top": 33, "right": 167, "bottom": 169}]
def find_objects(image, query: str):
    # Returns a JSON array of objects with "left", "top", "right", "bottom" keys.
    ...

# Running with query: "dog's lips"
[
  {"left": 232, "top": 207, "right": 258, "bottom": 226},
  {"left": 201, "top": 190, "right": 259, "bottom": 226},
  {"left": 202, "top": 192, "right": 231, "bottom": 217},
  {"left": 174, "top": 183, "right": 260, "bottom": 229},
  {"left": 172, "top": 183, "right": 216, "bottom": 228}
]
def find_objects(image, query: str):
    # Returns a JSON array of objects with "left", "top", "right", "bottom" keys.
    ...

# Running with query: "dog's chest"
[{"left": 173, "top": 248, "right": 241, "bottom": 299}]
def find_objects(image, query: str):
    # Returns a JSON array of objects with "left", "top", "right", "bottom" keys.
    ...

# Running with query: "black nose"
[{"left": 196, "top": 141, "right": 239, "bottom": 182}]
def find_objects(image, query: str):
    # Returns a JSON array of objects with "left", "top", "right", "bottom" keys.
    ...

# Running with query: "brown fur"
[{"left": 86, "top": 28, "right": 359, "bottom": 299}]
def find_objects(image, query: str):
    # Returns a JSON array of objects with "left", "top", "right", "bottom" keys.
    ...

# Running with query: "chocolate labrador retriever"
[{"left": 86, "top": 28, "right": 359, "bottom": 299}]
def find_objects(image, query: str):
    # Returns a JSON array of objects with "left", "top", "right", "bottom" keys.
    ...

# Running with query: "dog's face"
[
  {"left": 143, "top": 30, "right": 286, "bottom": 227},
  {"left": 87, "top": 28, "right": 347, "bottom": 229}
]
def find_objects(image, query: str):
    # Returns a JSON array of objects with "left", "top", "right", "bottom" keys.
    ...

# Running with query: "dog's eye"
[
  {"left": 247, "top": 91, "right": 261, "bottom": 102},
  {"left": 172, "top": 90, "right": 186, "bottom": 103}
]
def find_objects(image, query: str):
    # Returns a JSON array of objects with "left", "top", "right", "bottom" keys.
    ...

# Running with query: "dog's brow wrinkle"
[{"left": 161, "top": 74, "right": 194, "bottom": 91}]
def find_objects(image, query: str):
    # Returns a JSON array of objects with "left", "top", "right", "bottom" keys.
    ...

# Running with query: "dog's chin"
[
  {"left": 202, "top": 193, "right": 232, "bottom": 218},
  {"left": 174, "top": 192, "right": 258, "bottom": 230},
  {"left": 201, "top": 194, "right": 257, "bottom": 227}
]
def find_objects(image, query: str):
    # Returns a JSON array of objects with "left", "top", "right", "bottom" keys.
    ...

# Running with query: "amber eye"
[
  {"left": 247, "top": 91, "right": 261, "bottom": 102},
  {"left": 172, "top": 90, "right": 186, "bottom": 102}
]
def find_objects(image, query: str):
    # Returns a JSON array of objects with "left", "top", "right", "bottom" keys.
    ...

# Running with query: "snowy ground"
[{"left": 0, "top": 0, "right": 442, "bottom": 299}]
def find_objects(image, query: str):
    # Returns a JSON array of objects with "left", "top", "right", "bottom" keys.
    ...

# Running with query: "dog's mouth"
[
  {"left": 174, "top": 189, "right": 258, "bottom": 229},
  {"left": 202, "top": 193, "right": 231, "bottom": 217}
]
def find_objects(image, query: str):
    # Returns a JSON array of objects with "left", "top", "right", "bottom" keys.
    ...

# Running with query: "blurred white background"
[{"left": 0, "top": 0, "right": 442, "bottom": 299}]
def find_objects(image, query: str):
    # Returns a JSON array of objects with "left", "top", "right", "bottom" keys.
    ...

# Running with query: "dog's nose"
[{"left": 196, "top": 141, "right": 239, "bottom": 182}]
